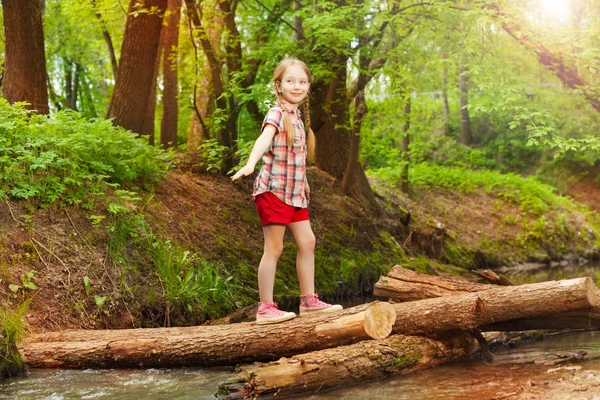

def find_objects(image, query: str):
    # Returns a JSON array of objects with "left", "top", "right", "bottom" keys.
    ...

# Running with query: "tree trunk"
[
  {"left": 341, "top": 41, "right": 368, "bottom": 196},
  {"left": 311, "top": 59, "right": 376, "bottom": 206},
  {"left": 160, "top": 0, "right": 182, "bottom": 149},
  {"left": 390, "top": 277, "right": 599, "bottom": 335},
  {"left": 399, "top": 97, "right": 411, "bottom": 193},
  {"left": 20, "top": 302, "right": 395, "bottom": 369},
  {"left": 458, "top": 59, "right": 472, "bottom": 145},
  {"left": 141, "top": 23, "right": 164, "bottom": 145},
  {"left": 186, "top": 0, "right": 224, "bottom": 149},
  {"left": 91, "top": 0, "right": 119, "bottom": 80},
  {"left": 216, "top": 333, "right": 472, "bottom": 399},
  {"left": 106, "top": 0, "right": 166, "bottom": 135},
  {"left": 441, "top": 50, "right": 450, "bottom": 134},
  {"left": 374, "top": 265, "right": 495, "bottom": 301},
  {"left": 2, "top": 0, "right": 49, "bottom": 114}
]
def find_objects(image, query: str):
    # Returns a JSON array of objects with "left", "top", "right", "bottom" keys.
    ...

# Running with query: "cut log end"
[{"left": 364, "top": 302, "right": 396, "bottom": 340}]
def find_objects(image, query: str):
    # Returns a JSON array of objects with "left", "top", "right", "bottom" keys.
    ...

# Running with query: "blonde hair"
[{"left": 273, "top": 58, "right": 316, "bottom": 163}]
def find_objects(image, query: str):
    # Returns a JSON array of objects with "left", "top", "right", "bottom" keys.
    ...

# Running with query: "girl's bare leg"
[
  {"left": 288, "top": 220, "right": 316, "bottom": 296},
  {"left": 258, "top": 224, "right": 287, "bottom": 303}
]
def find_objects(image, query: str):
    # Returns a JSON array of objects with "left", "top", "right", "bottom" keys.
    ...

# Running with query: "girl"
[{"left": 231, "top": 58, "right": 343, "bottom": 324}]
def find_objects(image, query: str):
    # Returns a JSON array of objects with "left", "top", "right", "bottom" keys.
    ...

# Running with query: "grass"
[
  {"left": 0, "top": 299, "right": 30, "bottom": 378},
  {"left": 106, "top": 214, "right": 238, "bottom": 326}
]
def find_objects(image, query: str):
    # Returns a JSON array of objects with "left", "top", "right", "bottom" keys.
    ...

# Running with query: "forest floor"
[{"left": 1, "top": 162, "right": 599, "bottom": 333}]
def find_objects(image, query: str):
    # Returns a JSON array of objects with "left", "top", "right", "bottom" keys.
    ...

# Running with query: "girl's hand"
[{"left": 231, "top": 164, "right": 255, "bottom": 181}]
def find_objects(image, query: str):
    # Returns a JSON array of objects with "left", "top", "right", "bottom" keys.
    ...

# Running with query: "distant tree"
[
  {"left": 160, "top": 0, "right": 182, "bottom": 149},
  {"left": 106, "top": 0, "right": 167, "bottom": 136},
  {"left": 1, "top": 0, "right": 49, "bottom": 114}
]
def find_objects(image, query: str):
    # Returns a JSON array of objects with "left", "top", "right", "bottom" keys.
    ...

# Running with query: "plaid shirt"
[{"left": 253, "top": 106, "right": 308, "bottom": 208}]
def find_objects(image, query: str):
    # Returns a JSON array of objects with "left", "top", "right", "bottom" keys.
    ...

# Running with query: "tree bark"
[
  {"left": 374, "top": 265, "right": 495, "bottom": 301},
  {"left": 441, "top": 50, "right": 450, "bottom": 134},
  {"left": 106, "top": 0, "right": 166, "bottom": 135},
  {"left": 399, "top": 97, "right": 411, "bottom": 193},
  {"left": 311, "top": 59, "right": 376, "bottom": 206},
  {"left": 458, "top": 60, "right": 472, "bottom": 145},
  {"left": 376, "top": 266, "right": 600, "bottom": 331},
  {"left": 216, "top": 333, "right": 472, "bottom": 399},
  {"left": 160, "top": 0, "right": 182, "bottom": 149},
  {"left": 187, "top": 4, "right": 223, "bottom": 149},
  {"left": 2, "top": 0, "right": 49, "bottom": 114},
  {"left": 390, "top": 277, "right": 600, "bottom": 335},
  {"left": 20, "top": 302, "right": 395, "bottom": 369}
]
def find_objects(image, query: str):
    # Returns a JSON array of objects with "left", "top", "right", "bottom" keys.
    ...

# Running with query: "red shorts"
[{"left": 255, "top": 192, "right": 309, "bottom": 226}]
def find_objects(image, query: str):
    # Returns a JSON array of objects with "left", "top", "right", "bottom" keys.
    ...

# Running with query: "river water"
[{"left": 1, "top": 261, "right": 599, "bottom": 399}]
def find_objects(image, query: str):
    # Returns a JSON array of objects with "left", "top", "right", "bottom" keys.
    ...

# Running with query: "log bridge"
[{"left": 19, "top": 267, "right": 600, "bottom": 399}]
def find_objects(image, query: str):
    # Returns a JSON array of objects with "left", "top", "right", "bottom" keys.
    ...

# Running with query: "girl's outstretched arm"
[{"left": 230, "top": 125, "right": 277, "bottom": 181}]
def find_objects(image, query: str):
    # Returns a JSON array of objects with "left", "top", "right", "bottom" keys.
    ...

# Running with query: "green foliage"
[
  {"left": 0, "top": 299, "right": 30, "bottom": 378},
  {"left": 197, "top": 139, "right": 229, "bottom": 174},
  {"left": 107, "top": 214, "right": 236, "bottom": 324},
  {"left": 371, "top": 162, "right": 575, "bottom": 216},
  {"left": 0, "top": 101, "right": 170, "bottom": 208}
]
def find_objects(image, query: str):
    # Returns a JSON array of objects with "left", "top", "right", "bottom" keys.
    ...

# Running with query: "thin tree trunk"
[
  {"left": 293, "top": 0, "right": 303, "bottom": 41},
  {"left": 399, "top": 97, "right": 411, "bottom": 193},
  {"left": 65, "top": 60, "right": 73, "bottom": 109},
  {"left": 140, "top": 26, "right": 163, "bottom": 145},
  {"left": 160, "top": 0, "right": 182, "bottom": 149},
  {"left": 91, "top": 0, "right": 119, "bottom": 80},
  {"left": 342, "top": 38, "right": 368, "bottom": 195},
  {"left": 458, "top": 58, "right": 472, "bottom": 145},
  {"left": 441, "top": 50, "right": 450, "bottom": 134},
  {"left": 106, "top": 0, "right": 166, "bottom": 135},
  {"left": 2, "top": 0, "right": 49, "bottom": 114},
  {"left": 186, "top": 0, "right": 224, "bottom": 149},
  {"left": 20, "top": 302, "right": 395, "bottom": 369}
]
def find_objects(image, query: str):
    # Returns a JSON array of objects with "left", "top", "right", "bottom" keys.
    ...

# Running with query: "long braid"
[
  {"left": 276, "top": 92, "right": 295, "bottom": 151},
  {"left": 303, "top": 97, "right": 316, "bottom": 163}
]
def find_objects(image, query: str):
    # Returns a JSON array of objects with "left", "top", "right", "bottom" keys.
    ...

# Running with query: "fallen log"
[
  {"left": 374, "top": 265, "right": 495, "bottom": 301},
  {"left": 376, "top": 266, "right": 600, "bottom": 331},
  {"left": 481, "top": 307, "right": 600, "bottom": 331},
  {"left": 216, "top": 333, "right": 472, "bottom": 399},
  {"left": 20, "top": 302, "right": 395, "bottom": 369},
  {"left": 389, "top": 277, "right": 600, "bottom": 335}
]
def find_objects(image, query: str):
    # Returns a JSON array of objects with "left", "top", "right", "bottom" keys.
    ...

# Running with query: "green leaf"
[
  {"left": 94, "top": 295, "right": 107, "bottom": 308},
  {"left": 9, "top": 284, "right": 21, "bottom": 292}
]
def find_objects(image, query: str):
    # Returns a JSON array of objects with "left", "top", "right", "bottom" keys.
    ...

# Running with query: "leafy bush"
[
  {"left": 370, "top": 162, "right": 575, "bottom": 215},
  {"left": 0, "top": 100, "right": 170, "bottom": 207}
]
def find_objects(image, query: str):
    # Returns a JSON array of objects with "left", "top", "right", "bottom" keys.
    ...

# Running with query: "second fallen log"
[
  {"left": 216, "top": 333, "right": 472, "bottom": 399},
  {"left": 390, "top": 277, "right": 600, "bottom": 335}
]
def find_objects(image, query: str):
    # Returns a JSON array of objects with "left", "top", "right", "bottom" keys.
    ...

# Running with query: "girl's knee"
[
  {"left": 264, "top": 243, "right": 284, "bottom": 259},
  {"left": 298, "top": 234, "right": 316, "bottom": 252}
]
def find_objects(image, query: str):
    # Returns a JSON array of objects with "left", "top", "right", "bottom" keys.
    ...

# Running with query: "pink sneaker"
[
  {"left": 299, "top": 293, "right": 343, "bottom": 317},
  {"left": 256, "top": 302, "right": 296, "bottom": 325}
]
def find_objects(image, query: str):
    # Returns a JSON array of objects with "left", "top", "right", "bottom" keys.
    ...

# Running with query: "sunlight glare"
[{"left": 539, "top": 0, "right": 572, "bottom": 20}]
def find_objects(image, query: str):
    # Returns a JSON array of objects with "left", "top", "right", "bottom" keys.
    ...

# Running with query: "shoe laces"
[{"left": 303, "top": 293, "right": 328, "bottom": 307}]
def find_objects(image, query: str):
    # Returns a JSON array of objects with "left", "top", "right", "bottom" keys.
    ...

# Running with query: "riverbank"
[{"left": 1, "top": 159, "right": 600, "bottom": 378}]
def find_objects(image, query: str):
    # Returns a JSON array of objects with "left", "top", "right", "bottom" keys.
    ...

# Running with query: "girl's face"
[{"left": 276, "top": 65, "right": 310, "bottom": 107}]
